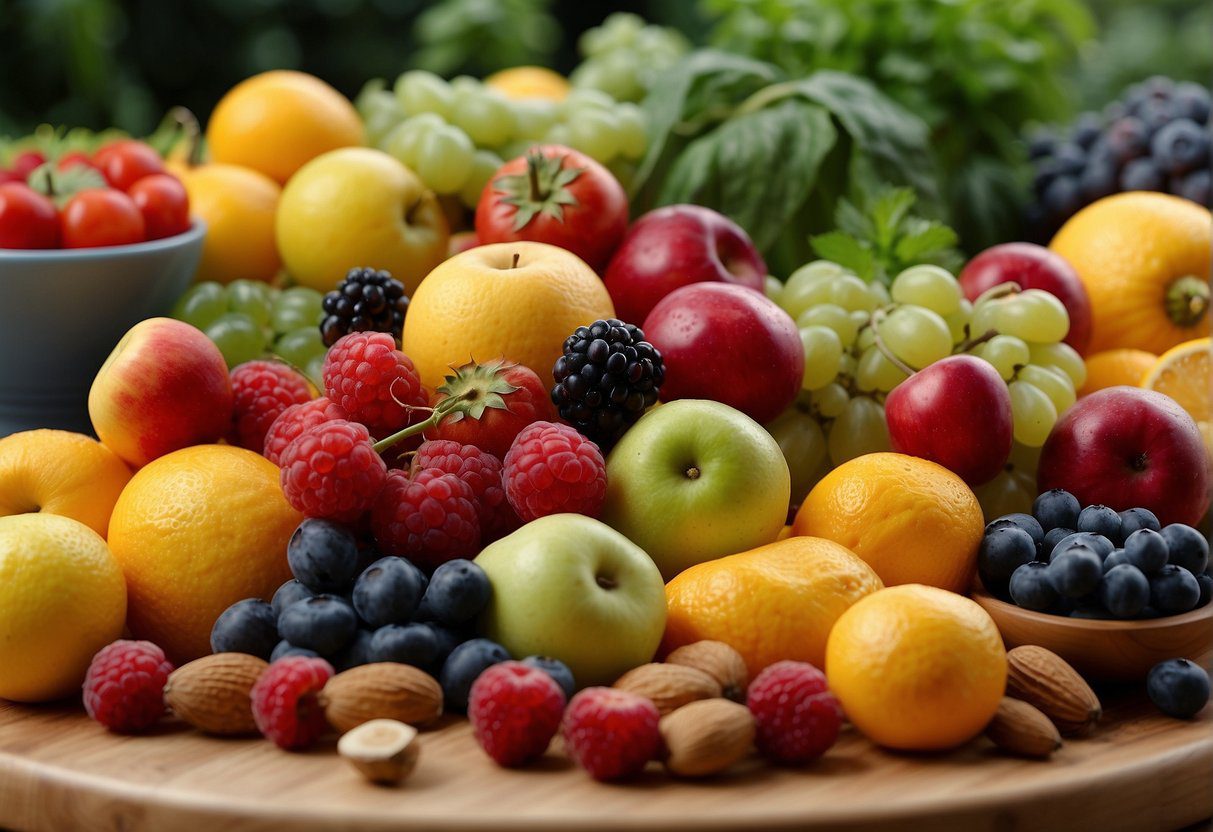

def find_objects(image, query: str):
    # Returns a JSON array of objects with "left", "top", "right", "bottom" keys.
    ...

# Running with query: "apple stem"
[
  {"left": 511, "top": 252, "right": 520, "bottom": 269},
  {"left": 869, "top": 310, "right": 917, "bottom": 377},
  {"left": 371, "top": 392, "right": 472, "bottom": 454}
]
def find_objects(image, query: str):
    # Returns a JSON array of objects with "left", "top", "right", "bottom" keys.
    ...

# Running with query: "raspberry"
[
  {"left": 370, "top": 469, "right": 481, "bottom": 570},
  {"left": 228, "top": 361, "right": 314, "bottom": 453},
  {"left": 250, "top": 655, "right": 334, "bottom": 749},
  {"left": 82, "top": 640, "right": 174, "bottom": 733},
  {"left": 414, "top": 440, "right": 518, "bottom": 542},
  {"left": 746, "top": 660, "right": 842, "bottom": 764},
  {"left": 469, "top": 661, "right": 567, "bottom": 767},
  {"left": 502, "top": 421, "right": 607, "bottom": 522},
  {"left": 263, "top": 397, "right": 349, "bottom": 466},
  {"left": 280, "top": 420, "right": 388, "bottom": 523},
  {"left": 323, "top": 332, "right": 429, "bottom": 438},
  {"left": 561, "top": 687, "right": 660, "bottom": 781}
]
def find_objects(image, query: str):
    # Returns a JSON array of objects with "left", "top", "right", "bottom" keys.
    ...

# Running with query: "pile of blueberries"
[
  {"left": 210, "top": 518, "right": 574, "bottom": 712},
  {"left": 979, "top": 489, "right": 1211, "bottom": 620},
  {"left": 1026, "top": 76, "right": 1211, "bottom": 239}
]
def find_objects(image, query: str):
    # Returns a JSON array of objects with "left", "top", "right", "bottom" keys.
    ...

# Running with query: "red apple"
[
  {"left": 959, "top": 242, "right": 1092, "bottom": 355},
  {"left": 1037, "top": 386, "right": 1210, "bottom": 526},
  {"left": 603, "top": 205, "right": 766, "bottom": 325},
  {"left": 642, "top": 283, "right": 802, "bottom": 424},
  {"left": 885, "top": 356, "right": 1013, "bottom": 485},
  {"left": 89, "top": 318, "right": 234, "bottom": 468}
]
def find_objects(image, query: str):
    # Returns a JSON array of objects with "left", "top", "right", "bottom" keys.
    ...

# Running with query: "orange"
[
  {"left": 826, "top": 584, "right": 1006, "bottom": 751},
  {"left": 0, "top": 430, "right": 131, "bottom": 537},
  {"left": 1142, "top": 337, "right": 1212, "bottom": 452},
  {"left": 485, "top": 66, "right": 571, "bottom": 101},
  {"left": 401, "top": 241, "right": 616, "bottom": 390},
  {"left": 1050, "top": 192, "right": 1211, "bottom": 354},
  {"left": 106, "top": 445, "right": 301, "bottom": 663},
  {"left": 206, "top": 70, "right": 364, "bottom": 185},
  {"left": 181, "top": 163, "right": 282, "bottom": 284},
  {"left": 793, "top": 452, "right": 984, "bottom": 593},
  {"left": 662, "top": 536, "right": 883, "bottom": 678},
  {"left": 1078, "top": 348, "right": 1157, "bottom": 397}
]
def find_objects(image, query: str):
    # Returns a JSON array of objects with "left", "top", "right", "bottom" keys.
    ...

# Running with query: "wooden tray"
[{"left": 0, "top": 692, "right": 1209, "bottom": 832}]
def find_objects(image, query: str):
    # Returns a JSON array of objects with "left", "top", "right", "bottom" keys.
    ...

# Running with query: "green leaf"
[
  {"left": 868, "top": 187, "right": 916, "bottom": 249},
  {"left": 810, "top": 231, "right": 876, "bottom": 281},
  {"left": 893, "top": 220, "right": 960, "bottom": 264},
  {"left": 833, "top": 196, "right": 872, "bottom": 239}
]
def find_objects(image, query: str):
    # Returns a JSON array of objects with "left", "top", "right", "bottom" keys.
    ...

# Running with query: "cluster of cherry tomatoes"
[{"left": 0, "top": 139, "right": 191, "bottom": 250}]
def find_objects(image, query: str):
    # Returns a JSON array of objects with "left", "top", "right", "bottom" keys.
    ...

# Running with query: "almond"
[
  {"left": 659, "top": 699, "right": 755, "bottom": 777},
  {"left": 1006, "top": 645, "right": 1101, "bottom": 736},
  {"left": 338, "top": 719, "right": 419, "bottom": 785},
  {"left": 665, "top": 641, "right": 750, "bottom": 702},
  {"left": 319, "top": 663, "right": 443, "bottom": 733},
  {"left": 613, "top": 663, "right": 722, "bottom": 715},
  {"left": 984, "top": 697, "right": 1062, "bottom": 759},
  {"left": 164, "top": 652, "right": 267, "bottom": 735}
]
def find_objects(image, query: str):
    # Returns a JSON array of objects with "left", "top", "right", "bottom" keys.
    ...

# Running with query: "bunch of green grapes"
[
  {"left": 172, "top": 281, "right": 326, "bottom": 382},
  {"left": 569, "top": 13, "right": 690, "bottom": 104},
  {"left": 355, "top": 69, "right": 649, "bottom": 208}
]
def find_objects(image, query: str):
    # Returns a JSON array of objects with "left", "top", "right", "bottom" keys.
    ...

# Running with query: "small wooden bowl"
[{"left": 972, "top": 586, "right": 1213, "bottom": 681}]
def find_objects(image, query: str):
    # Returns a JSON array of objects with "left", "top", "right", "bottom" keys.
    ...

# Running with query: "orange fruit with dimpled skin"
[
  {"left": 1077, "top": 348, "right": 1157, "bottom": 397},
  {"left": 793, "top": 452, "right": 984, "bottom": 594},
  {"left": 0, "top": 430, "right": 131, "bottom": 537},
  {"left": 181, "top": 163, "right": 282, "bottom": 285}
]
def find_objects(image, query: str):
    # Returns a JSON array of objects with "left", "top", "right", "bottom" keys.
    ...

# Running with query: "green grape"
[
  {"left": 395, "top": 70, "right": 454, "bottom": 119},
  {"left": 765, "top": 406, "right": 828, "bottom": 505},
  {"left": 615, "top": 103, "right": 647, "bottom": 159},
  {"left": 274, "top": 327, "right": 327, "bottom": 371},
  {"left": 836, "top": 352, "right": 857, "bottom": 381},
  {"left": 544, "top": 123, "right": 573, "bottom": 146},
  {"left": 305, "top": 354, "right": 326, "bottom": 387},
  {"left": 271, "top": 287, "right": 324, "bottom": 336},
  {"left": 878, "top": 306, "right": 952, "bottom": 370},
  {"left": 581, "top": 13, "right": 644, "bottom": 55},
  {"left": 448, "top": 75, "right": 481, "bottom": 94},
  {"left": 810, "top": 382, "right": 850, "bottom": 419},
  {"left": 563, "top": 88, "right": 616, "bottom": 114},
  {"left": 510, "top": 99, "right": 559, "bottom": 142},
  {"left": 567, "top": 109, "right": 621, "bottom": 163},
  {"left": 206, "top": 313, "right": 267, "bottom": 368},
  {"left": 890, "top": 265, "right": 961, "bottom": 315},
  {"left": 384, "top": 113, "right": 446, "bottom": 168},
  {"left": 415, "top": 125, "right": 476, "bottom": 193},
  {"left": 799, "top": 326, "right": 844, "bottom": 391},
  {"left": 459, "top": 149, "right": 504, "bottom": 209},
  {"left": 361, "top": 91, "right": 405, "bottom": 147},
  {"left": 1009, "top": 440, "right": 1042, "bottom": 476},
  {"left": 968, "top": 300, "right": 999, "bottom": 340},
  {"left": 975, "top": 334, "right": 1030, "bottom": 381},
  {"left": 1017, "top": 364, "right": 1076, "bottom": 415},
  {"left": 1028, "top": 342, "right": 1087, "bottom": 389},
  {"left": 226, "top": 280, "right": 274, "bottom": 329},
  {"left": 830, "top": 275, "right": 880, "bottom": 312},
  {"left": 855, "top": 325, "right": 876, "bottom": 352},
  {"left": 849, "top": 309, "right": 871, "bottom": 331},
  {"left": 495, "top": 139, "right": 535, "bottom": 162},
  {"left": 172, "top": 282, "right": 227, "bottom": 330},
  {"left": 451, "top": 90, "right": 514, "bottom": 148},
  {"left": 990, "top": 290, "right": 1070, "bottom": 344},
  {"left": 786, "top": 260, "right": 847, "bottom": 291},
  {"left": 944, "top": 298, "right": 972, "bottom": 344},
  {"left": 796, "top": 303, "right": 858, "bottom": 346},
  {"left": 764, "top": 275, "right": 784, "bottom": 306},
  {"left": 779, "top": 277, "right": 835, "bottom": 320},
  {"left": 973, "top": 469, "right": 1035, "bottom": 522},
  {"left": 1008, "top": 380, "right": 1058, "bottom": 447},
  {"left": 856, "top": 344, "right": 909, "bottom": 393},
  {"left": 827, "top": 395, "right": 890, "bottom": 467},
  {"left": 867, "top": 280, "right": 891, "bottom": 306}
]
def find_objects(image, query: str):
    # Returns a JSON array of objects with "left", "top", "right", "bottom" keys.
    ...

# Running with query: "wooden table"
[{"left": 0, "top": 693, "right": 1209, "bottom": 832}]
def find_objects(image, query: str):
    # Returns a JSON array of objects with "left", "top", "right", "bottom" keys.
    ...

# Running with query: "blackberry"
[
  {"left": 320, "top": 267, "right": 409, "bottom": 347},
  {"left": 551, "top": 319, "right": 664, "bottom": 448}
]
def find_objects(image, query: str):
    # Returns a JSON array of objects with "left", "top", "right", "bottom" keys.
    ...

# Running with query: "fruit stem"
[
  {"left": 527, "top": 151, "right": 546, "bottom": 202},
  {"left": 955, "top": 328, "right": 1000, "bottom": 354},
  {"left": 371, "top": 392, "right": 472, "bottom": 453},
  {"left": 869, "top": 310, "right": 916, "bottom": 376},
  {"left": 972, "top": 281, "right": 1021, "bottom": 307},
  {"left": 162, "top": 106, "right": 203, "bottom": 168},
  {"left": 1166, "top": 275, "right": 1210, "bottom": 328},
  {"left": 511, "top": 252, "right": 520, "bottom": 269}
]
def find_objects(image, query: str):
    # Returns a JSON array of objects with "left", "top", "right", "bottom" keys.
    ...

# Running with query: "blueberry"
[
  {"left": 271, "top": 579, "right": 315, "bottom": 618},
  {"left": 416, "top": 559, "right": 492, "bottom": 627},
  {"left": 1123, "top": 528, "right": 1170, "bottom": 573},
  {"left": 1051, "top": 143, "right": 1087, "bottom": 176},
  {"left": 287, "top": 518, "right": 361, "bottom": 593},
  {"left": 1027, "top": 129, "right": 1057, "bottom": 160},
  {"left": 1098, "top": 564, "right": 1151, "bottom": 618},
  {"left": 1042, "top": 175, "right": 1082, "bottom": 220},
  {"left": 1150, "top": 119, "right": 1210, "bottom": 176},
  {"left": 427, "top": 623, "right": 465, "bottom": 666},
  {"left": 1033, "top": 489, "right": 1081, "bottom": 531},
  {"left": 277, "top": 594, "right": 358, "bottom": 656},
  {"left": 1147, "top": 658, "right": 1211, "bottom": 719},
  {"left": 369, "top": 623, "right": 441, "bottom": 669},
  {"left": 1009, "top": 562, "right": 1059, "bottom": 612},
  {"left": 210, "top": 598, "right": 279, "bottom": 660},
  {"left": 1105, "top": 117, "right": 1150, "bottom": 163},
  {"left": 1148, "top": 565, "right": 1201, "bottom": 615},
  {"left": 1070, "top": 113, "right": 1103, "bottom": 149},
  {"left": 1119, "top": 507, "right": 1161, "bottom": 537},
  {"left": 270, "top": 640, "right": 320, "bottom": 662},
  {"left": 1077, "top": 505, "right": 1123, "bottom": 544},
  {"left": 439, "top": 638, "right": 511, "bottom": 713},
  {"left": 978, "top": 526, "right": 1038, "bottom": 584},
  {"left": 1161, "top": 524, "right": 1210, "bottom": 574},
  {"left": 329, "top": 628, "right": 373, "bottom": 672},
  {"left": 521, "top": 655, "right": 576, "bottom": 701},
  {"left": 987, "top": 513, "right": 1044, "bottom": 544},
  {"left": 1120, "top": 158, "right": 1164, "bottom": 191},
  {"left": 1051, "top": 532, "right": 1115, "bottom": 561},
  {"left": 352, "top": 556, "right": 427, "bottom": 628},
  {"left": 1079, "top": 159, "right": 1118, "bottom": 202},
  {"left": 1171, "top": 82, "right": 1211, "bottom": 124},
  {"left": 1195, "top": 573, "right": 1213, "bottom": 609},
  {"left": 1174, "top": 169, "right": 1211, "bottom": 206},
  {"left": 1103, "top": 549, "right": 1129, "bottom": 571},
  {"left": 1047, "top": 547, "right": 1103, "bottom": 598}
]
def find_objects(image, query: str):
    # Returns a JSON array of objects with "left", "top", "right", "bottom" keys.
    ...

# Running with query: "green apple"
[
  {"left": 475, "top": 514, "right": 666, "bottom": 687},
  {"left": 601, "top": 399, "right": 790, "bottom": 579}
]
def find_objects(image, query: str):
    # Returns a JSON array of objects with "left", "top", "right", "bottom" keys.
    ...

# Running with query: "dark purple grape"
[
  {"left": 1120, "top": 158, "right": 1164, "bottom": 191},
  {"left": 1171, "top": 82, "right": 1211, "bottom": 124},
  {"left": 1151, "top": 119, "right": 1210, "bottom": 176},
  {"left": 1070, "top": 113, "right": 1103, "bottom": 149},
  {"left": 1106, "top": 117, "right": 1150, "bottom": 164},
  {"left": 1042, "top": 175, "right": 1082, "bottom": 220},
  {"left": 1052, "top": 142, "right": 1087, "bottom": 176},
  {"left": 1172, "top": 170, "right": 1211, "bottom": 206},
  {"left": 1080, "top": 158, "right": 1119, "bottom": 201},
  {"left": 1027, "top": 128, "right": 1058, "bottom": 160}
]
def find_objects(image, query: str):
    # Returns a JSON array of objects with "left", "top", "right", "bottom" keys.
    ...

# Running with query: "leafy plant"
[{"left": 412, "top": 0, "right": 561, "bottom": 78}]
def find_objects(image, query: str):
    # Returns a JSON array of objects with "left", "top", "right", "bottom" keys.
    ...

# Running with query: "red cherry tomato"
[
  {"left": 92, "top": 140, "right": 165, "bottom": 191},
  {"left": 60, "top": 189, "right": 146, "bottom": 248},
  {"left": 0, "top": 183, "right": 60, "bottom": 249},
  {"left": 0, "top": 169, "right": 22, "bottom": 185},
  {"left": 57, "top": 151, "right": 99, "bottom": 173},
  {"left": 128, "top": 174, "right": 191, "bottom": 240},
  {"left": 11, "top": 151, "right": 46, "bottom": 179}
]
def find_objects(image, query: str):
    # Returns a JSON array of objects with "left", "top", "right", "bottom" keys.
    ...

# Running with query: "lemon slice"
[{"left": 1142, "top": 337, "right": 1212, "bottom": 449}]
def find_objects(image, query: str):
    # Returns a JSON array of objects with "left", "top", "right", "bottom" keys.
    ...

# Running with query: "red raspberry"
[
  {"left": 561, "top": 687, "right": 660, "bottom": 781},
  {"left": 414, "top": 440, "right": 518, "bottom": 542},
  {"left": 370, "top": 468, "right": 480, "bottom": 569},
  {"left": 469, "top": 661, "right": 567, "bottom": 767},
  {"left": 279, "top": 420, "right": 387, "bottom": 522},
  {"left": 228, "top": 361, "right": 314, "bottom": 453},
  {"left": 323, "top": 332, "right": 429, "bottom": 438},
  {"left": 427, "top": 359, "right": 557, "bottom": 458},
  {"left": 250, "top": 656, "right": 334, "bottom": 749},
  {"left": 263, "top": 397, "right": 350, "bottom": 466},
  {"left": 746, "top": 660, "right": 842, "bottom": 764},
  {"left": 503, "top": 421, "right": 607, "bottom": 522},
  {"left": 82, "top": 640, "right": 174, "bottom": 733}
]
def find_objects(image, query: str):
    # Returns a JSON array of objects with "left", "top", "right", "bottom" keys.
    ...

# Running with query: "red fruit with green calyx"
[{"left": 426, "top": 359, "right": 557, "bottom": 458}]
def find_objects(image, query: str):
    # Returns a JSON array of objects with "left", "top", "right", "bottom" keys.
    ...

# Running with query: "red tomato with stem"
[
  {"left": 0, "top": 183, "right": 59, "bottom": 249},
  {"left": 128, "top": 174, "right": 190, "bottom": 240},
  {"left": 11, "top": 151, "right": 46, "bottom": 179},
  {"left": 93, "top": 140, "right": 165, "bottom": 191},
  {"left": 475, "top": 144, "right": 628, "bottom": 273},
  {"left": 60, "top": 189, "right": 146, "bottom": 248}
]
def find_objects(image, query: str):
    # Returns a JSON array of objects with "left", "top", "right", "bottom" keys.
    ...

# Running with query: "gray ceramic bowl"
[{"left": 0, "top": 220, "right": 206, "bottom": 437}]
